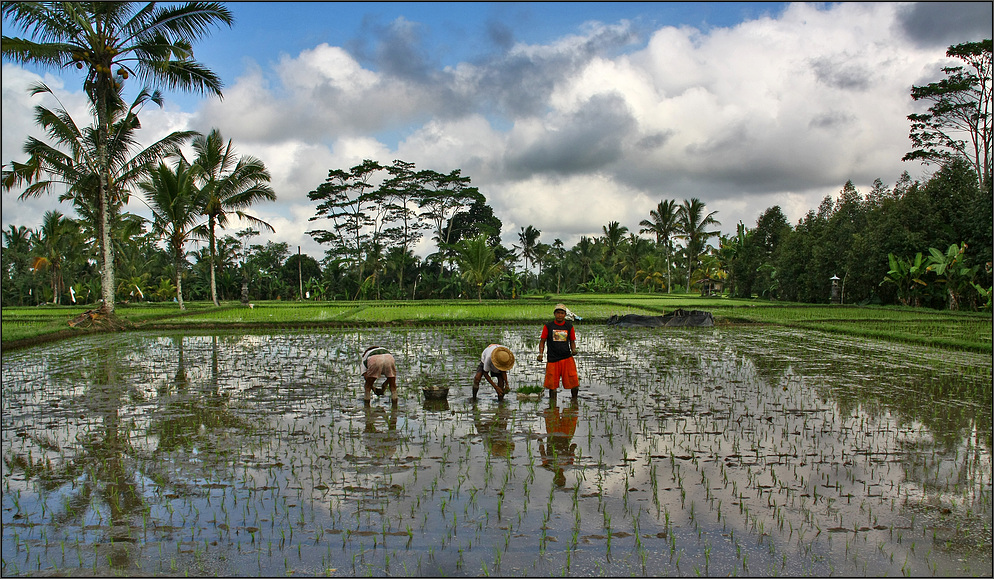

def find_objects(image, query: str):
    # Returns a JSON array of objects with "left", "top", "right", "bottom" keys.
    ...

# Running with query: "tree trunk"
[
  {"left": 209, "top": 215, "right": 219, "bottom": 306},
  {"left": 175, "top": 254, "right": 185, "bottom": 311},
  {"left": 95, "top": 79, "right": 115, "bottom": 315},
  {"left": 241, "top": 270, "right": 249, "bottom": 304}
]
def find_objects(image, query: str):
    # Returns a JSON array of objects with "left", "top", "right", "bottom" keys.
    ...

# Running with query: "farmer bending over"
[
  {"left": 473, "top": 344, "right": 515, "bottom": 399},
  {"left": 361, "top": 346, "right": 398, "bottom": 404}
]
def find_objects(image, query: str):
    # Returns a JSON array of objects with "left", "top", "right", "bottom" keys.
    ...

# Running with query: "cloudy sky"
[{"left": 2, "top": 1, "right": 991, "bottom": 261}]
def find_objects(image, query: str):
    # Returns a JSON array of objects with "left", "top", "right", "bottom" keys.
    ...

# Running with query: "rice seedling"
[{"left": 1, "top": 319, "right": 990, "bottom": 576}]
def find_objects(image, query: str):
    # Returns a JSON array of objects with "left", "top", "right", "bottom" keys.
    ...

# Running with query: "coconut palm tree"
[
  {"left": 33, "top": 210, "right": 77, "bottom": 304},
  {"left": 2, "top": 84, "right": 196, "bottom": 304},
  {"left": 574, "top": 236, "right": 600, "bottom": 285},
  {"left": 516, "top": 225, "right": 541, "bottom": 290},
  {"left": 2, "top": 1, "right": 232, "bottom": 314},
  {"left": 140, "top": 159, "right": 208, "bottom": 310},
  {"left": 187, "top": 128, "right": 276, "bottom": 306},
  {"left": 601, "top": 221, "right": 628, "bottom": 273},
  {"left": 676, "top": 197, "right": 721, "bottom": 293},
  {"left": 455, "top": 235, "right": 503, "bottom": 302},
  {"left": 639, "top": 199, "right": 678, "bottom": 293},
  {"left": 619, "top": 233, "right": 652, "bottom": 292}
]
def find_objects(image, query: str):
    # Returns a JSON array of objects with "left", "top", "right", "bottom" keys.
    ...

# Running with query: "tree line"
[
  {"left": 2, "top": 5, "right": 989, "bottom": 312},
  {"left": 3, "top": 157, "right": 989, "bottom": 310}
]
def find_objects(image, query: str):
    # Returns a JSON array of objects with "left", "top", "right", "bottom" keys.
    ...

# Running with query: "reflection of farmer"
[
  {"left": 361, "top": 346, "right": 398, "bottom": 404},
  {"left": 473, "top": 400, "right": 515, "bottom": 458},
  {"left": 537, "top": 303, "right": 579, "bottom": 399},
  {"left": 540, "top": 398, "right": 579, "bottom": 486},
  {"left": 363, "top": 403, "right": 399, "bottom": 460},
  {"left": 473, "top": 344, "right": 515, "bottom": 399}
]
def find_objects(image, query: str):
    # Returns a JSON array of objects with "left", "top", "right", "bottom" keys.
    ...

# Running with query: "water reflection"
[
  {"left": 6, "top": 343, "right": 145, "bottom": 570},
  {"left": 473, "top": 400, "right": 515, "bottom": 457},
  {"left": 540, "top": 398, "right": 579, "bottom": 486},
  {"left": 152, "top": 336, "right": 249, "bottom": 453},
  {"left": 362, "top": 404, "right": 399, "bottom": 460},
  {"left": 1, "top": 326, "right": 990, "bottom": 577},
  {"left": 422, "top": 398, "right": 450, "bottom": 412}
]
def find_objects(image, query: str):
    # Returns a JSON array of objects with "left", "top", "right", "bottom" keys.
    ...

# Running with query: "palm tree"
[
  {"left": 676, "top": 198, "right": 721, "bottom": 293},
  {"left": 574, "top": 236, "right": 600, "bottom": 285},
  {"left": 188, "top": 128, "right": 276, "bottom": 306},
  {"left": 455, "top": 235, "right": 503, "bottom": 302},
  {"left": 517, "top": 225, "right": 541, "bottom": 288},
  {"left": 619, "top": 233, "right": 651, "bottom": 292},
  {"left": 601, "top": 221, "right": 629, "bottom": 272},
  {"left": 2, "top": 84, "right": 196, "bottom": 305},
  {"left": 639, "top": 199, "right": 678, "bottom": 293},
  {"left": 33, "top": 210, "right": 76, "bottom": 304},
  {"left": 140, "top": 159, "right": 208, "bottom": 310},
  {"left": 3, "top": 224, "right": 34, "bottom": 305},
  {"left": 2, "top": 1, "right": 232, "bottom": 314},
  {"left": 635, "top": 254, "right": 667, "bottom": 292}
]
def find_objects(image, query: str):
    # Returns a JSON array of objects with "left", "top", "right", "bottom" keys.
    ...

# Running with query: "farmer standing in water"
[{"left": 537, "top": 303, "right": 579, "bottom": 399}]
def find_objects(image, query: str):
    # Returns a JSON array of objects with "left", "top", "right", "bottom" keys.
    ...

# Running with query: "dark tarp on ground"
[{"left": 606, "top": 309, "right": 715, "bottom": 327}]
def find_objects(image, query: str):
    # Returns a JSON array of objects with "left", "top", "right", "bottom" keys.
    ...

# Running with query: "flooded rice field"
[{"left": 2, "top": 325, "right": 991, "bottom": 577}]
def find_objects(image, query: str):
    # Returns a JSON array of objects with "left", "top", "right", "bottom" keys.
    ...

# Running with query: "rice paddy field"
[{"left": 2, "top": 313, "right": 991, "bottom": 576}]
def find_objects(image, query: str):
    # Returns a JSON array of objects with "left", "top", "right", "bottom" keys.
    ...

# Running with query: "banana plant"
[
  {"left": 971, "top": 282, "right": 993, "bottom": 311},
  {"left": 880, "top": 252, "right": 927, "bottom": 307},
  {"left": 925, "top": 243, "right": 979, "bottom": 310}
]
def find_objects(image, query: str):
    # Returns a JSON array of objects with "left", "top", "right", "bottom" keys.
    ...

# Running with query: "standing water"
[{"left": 2, "top": 325, "right": 990, "bottom": 576}]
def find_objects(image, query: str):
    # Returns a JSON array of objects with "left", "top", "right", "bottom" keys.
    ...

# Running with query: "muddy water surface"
[{"left": 2, "top": 325, "right": 991, "bottom": 576}]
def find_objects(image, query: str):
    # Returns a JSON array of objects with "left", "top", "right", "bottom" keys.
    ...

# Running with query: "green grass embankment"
[{"left": 2, "top": 294, "right": 990, "bottom": 353}]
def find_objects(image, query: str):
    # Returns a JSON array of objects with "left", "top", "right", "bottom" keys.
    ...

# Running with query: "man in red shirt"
[{"left": 536, "top": 303, "right": 579, "bottom": 399}]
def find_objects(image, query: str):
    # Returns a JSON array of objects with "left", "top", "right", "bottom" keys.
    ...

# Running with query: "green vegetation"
[{"left": 3, "top": 294, "right": 989, "bottom": 353}]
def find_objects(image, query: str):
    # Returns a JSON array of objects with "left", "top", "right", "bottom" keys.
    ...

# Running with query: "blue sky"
[{"left": 3, "top": 2, "right": 991, "bottom": 261}]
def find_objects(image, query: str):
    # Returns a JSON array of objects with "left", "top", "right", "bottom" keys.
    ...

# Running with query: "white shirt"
[{"left": 480, "top": 344, "right": 501, "bottom": 373}]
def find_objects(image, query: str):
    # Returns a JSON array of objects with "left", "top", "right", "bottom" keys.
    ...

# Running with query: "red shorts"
[{"left": 543, "top": 357, "right": 578, "bottom": 390}]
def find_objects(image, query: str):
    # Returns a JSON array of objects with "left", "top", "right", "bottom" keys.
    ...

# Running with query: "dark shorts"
[{"left": 476, "top": 362, "right": 506, "bottom": 377}]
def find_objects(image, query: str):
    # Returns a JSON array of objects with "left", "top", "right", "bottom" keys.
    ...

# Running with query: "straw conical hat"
[{"left": 491, "top": 346, "right": 515, "bottom": 371}]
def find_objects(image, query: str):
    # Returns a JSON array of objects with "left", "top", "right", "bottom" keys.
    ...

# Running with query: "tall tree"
[
  {"left": 601, "top": 221, "right": 628, "bottom": 272},
  {"left": 619, "top": 233, "right": 651, "bottom": 292},
  {"left": 307, "top": 159, "right": 384, "bottom": 291},
  {"left": 2, "top": 84, "right": 195, "bottom": 306},
  {"left": 418, "top": 169, "right": 483, "bottom": 275},
  {"left": 188, "top": 128, "right": 276, "bottom": 306},
  {"left": 454, "top": 235, "right": 503, "bottom": 302},
  {"left": 2, "top": 1, "right": 232, "bottom": 314},
  {"left": 140, "top": 159, "right": 207, "bottom": 310},
  {"left": 379, "top": 160, "right": 428, "bottom": 293},
  {"left": 574, "top": 236, "right": 600, "bottom": 285},
  {"left": 33, "top": 210, "right": 75, "bottom": 304},
  {"left": 639, "top": 199, "right": 679, "bottom": 293},
  {"left": 2, "top": 225, "right": 34, "bottom": 305},
  {"left": 904, "top": 39, "right": 992, "bottom": 191},
  {"left": 676, "top": 198, "right": 721, "bottom": 292},
  {"left": 445, "top": 197, "right": 503, "bottom": 247},
  {"left": 749, "top": 207, "right": 790, "bottom": 298},
  {"left": 517, "top": 225, "right": 541, "bottom": 288}
]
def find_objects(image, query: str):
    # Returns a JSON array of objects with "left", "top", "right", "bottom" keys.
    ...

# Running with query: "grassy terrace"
[{"left": 2, "top": 294, "right": 991, "bottom": 352}]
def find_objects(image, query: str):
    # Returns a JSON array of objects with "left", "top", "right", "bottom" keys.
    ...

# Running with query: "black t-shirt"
[{"left": 543, "top": 320, "right": 574, "bottom": 363}]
